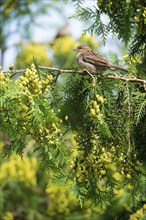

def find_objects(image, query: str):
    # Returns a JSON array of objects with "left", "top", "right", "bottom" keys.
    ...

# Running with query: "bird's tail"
[{"left": 110, "top": 64, "right": 128, "bottom": 73}]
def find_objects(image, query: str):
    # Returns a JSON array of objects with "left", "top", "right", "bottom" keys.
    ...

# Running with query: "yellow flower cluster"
[
  {"left": 3, "top": 212, "right": 14, "bottom": 220},
  {"left": 1, "top": 155, "right": 38, "bottom": 187},
  {"left": 129, "top": 204, "right": 146, "bottom": 220},
  {"left": 36, "top": 121, "right": 61, "bottom": 143},
  {"left": 89, "top": 94, "right": 106, "bottom": 118},
  {"left": 80, "top": 34, "right": 98, "bottom": 49},
  {"left": 17, "top": 64, "right": 53, "bottom": 101},
  {"left": 71, "top": 147, "right": 115, "bottom": 187},
  {"left": 16, "top": 44, "right": 51, "bottom": 67},
  {"left": 0, "top": 72, "right": 10, "bottom": 92},
  {"left": 53, "top": 36, "right": 77, "bottom": 57},
  {"left": 70, "top": 146, "right": 142, "bottom": 189},
  {"left": 46, "top": 184, "right": 76, "bottom": 216},
  {"left": 117, "top": 153, "right": 142, "bottom": 180}
]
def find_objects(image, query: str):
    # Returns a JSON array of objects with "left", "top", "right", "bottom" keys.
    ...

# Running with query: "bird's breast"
[{"left": 76, "top": 54, "right": 97, "bottom": 74}]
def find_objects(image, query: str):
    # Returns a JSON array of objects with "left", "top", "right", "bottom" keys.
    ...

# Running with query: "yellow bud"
[
  {"left": 126, "top": 173, "right": 131, "bottom": 179},
  {"left": 44, "top": 88, "right": 49, "bottom": 94},
  {"left": 65, "top": 115, "right": 68, "bottom": 120},
  {"left": 31, "top": 63, "right": 35, "bottom": 69},
  {"left": 77, "top": 175, "right": 85, "bottom": 183},
  {"left": 9, "top": 64, "right": 14, "bottom": 71},
  {"left": 0, "top": 73, "right": 5, "bottom": 80},
  {"left": 93, "top": 100, "right": 97, "bottom": 107},
  {"left": 90, "top": 108, "right": 96, "bottom": 116},
  {"left": 100, "top": 169, "right": 106, "bottom": 175},
  {"left": 92, "top": 82, "right": 96, "bottom": 87},
  {"left": 19, "top": 76, "right": 24, "bottom": 80},
  {"left": 95, "top": 105, "right": 100, "bottom": 113}
]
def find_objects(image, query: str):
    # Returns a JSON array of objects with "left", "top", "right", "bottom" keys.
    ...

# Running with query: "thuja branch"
[
  {"left": 1, "top": 66, "right": 146, "bottom": 88},
  {"left": 108, "top": 74, "right": 146, "bottom": 91},
  {"left": 39, "top": 66, "right": 82, "bottom": 74},
  {"left": 108, "top": 74, "right": 146, "bottom": 84},
  {"left": 40, "top": 66, "right": 146, "bottom": 90},
  {"left": 1, "top": 66, "right": 82, "bottom": 75}
]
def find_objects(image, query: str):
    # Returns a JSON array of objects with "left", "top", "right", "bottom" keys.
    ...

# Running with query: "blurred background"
[{"left": 0, "top": 0, "right": 126, "bottom": 69}]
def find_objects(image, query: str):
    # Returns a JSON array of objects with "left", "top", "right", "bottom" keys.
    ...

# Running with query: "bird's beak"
[{"left": 73, "top": 48, "right": 76, "bottom": 51}]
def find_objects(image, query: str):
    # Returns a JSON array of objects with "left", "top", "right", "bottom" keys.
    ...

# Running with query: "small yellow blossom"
[{"left": 65, "top": 115, "right": 68, "bottom": 121}]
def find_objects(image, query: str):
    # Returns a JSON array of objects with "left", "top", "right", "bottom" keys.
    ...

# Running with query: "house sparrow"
[{"left": 73, "top": 45, "right": 128, "bottom": 74}]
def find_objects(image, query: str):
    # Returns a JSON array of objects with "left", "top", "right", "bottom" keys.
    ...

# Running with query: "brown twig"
[
  {"left": 39, "top": 65, "right": 80, "bottom": 73},
  {"left": 107, "top": 74, "right": 146, "bottom": 84}
]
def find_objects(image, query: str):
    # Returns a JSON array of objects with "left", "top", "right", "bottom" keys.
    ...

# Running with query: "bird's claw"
[{"left": 85, "top": 70, "right": 96, "bottom": 84}]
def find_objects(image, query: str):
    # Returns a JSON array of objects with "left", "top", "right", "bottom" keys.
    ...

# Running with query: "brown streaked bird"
[{"left": 73, "top": 45, "right": 128, "bottom": 74}]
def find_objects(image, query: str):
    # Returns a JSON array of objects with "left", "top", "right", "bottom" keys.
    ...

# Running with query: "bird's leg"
[{"left": 85, "top": 69, "right": 96, "bottom": 84}]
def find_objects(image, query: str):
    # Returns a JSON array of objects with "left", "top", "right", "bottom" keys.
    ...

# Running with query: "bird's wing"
[{"left": 83, "top": 51, "right": 110, "bottom": 67}]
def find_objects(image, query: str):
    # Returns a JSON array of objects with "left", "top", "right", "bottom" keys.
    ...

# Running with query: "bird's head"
[{"left": 73, "top": 45, "right": 91, "bottom": 53}]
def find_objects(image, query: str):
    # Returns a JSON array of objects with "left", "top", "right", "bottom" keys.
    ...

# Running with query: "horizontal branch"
[
  {"left": 1, "top": 66, "right": 83, "bottom": 77},
  {"left": 107, "top": 74, "right": 146, "bottom": 84},
  {"left": 39, "top": 65, "right": 80, "bottom": 73},
  {"left": 1, "top": 65, "right": 146, "bottom": 88}
]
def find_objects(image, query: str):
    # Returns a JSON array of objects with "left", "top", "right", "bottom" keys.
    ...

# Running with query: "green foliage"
[
  {"left": 1, "top": 60, "right": 145, "bottom": 219},
  {"left": 132, "top": 91, "right": 146, "bottom": 125},
  {"left": 72, "top": 6, "right": 108, "bottom": 42},
  {"left": 58, "top": 73, "right": 144, "bottom": 206},
  {"left": 0, "top": 65, "right": 67, "bottom": 168}
]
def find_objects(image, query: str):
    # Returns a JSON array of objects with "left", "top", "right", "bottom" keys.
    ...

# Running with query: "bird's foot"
[{"left": 85, "top": 70, "right": 96, "bottom": 84}]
